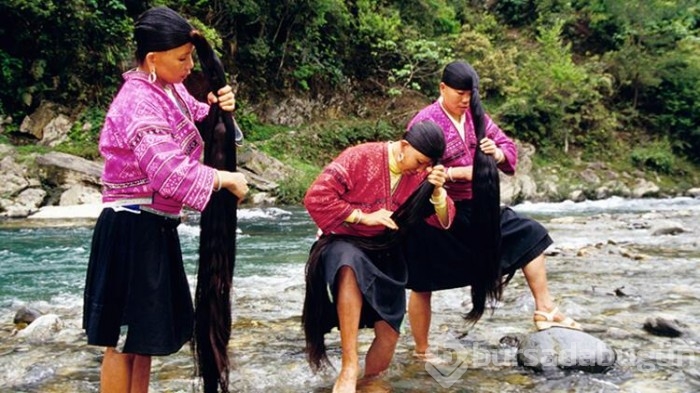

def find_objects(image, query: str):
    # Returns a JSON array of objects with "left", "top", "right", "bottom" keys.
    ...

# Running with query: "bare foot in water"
[
  {"left": 333, "top": 365, "right": 360, "bottom": 393},
  {"left": 357, "top": 373, "right": 391, "bottom": 393}
]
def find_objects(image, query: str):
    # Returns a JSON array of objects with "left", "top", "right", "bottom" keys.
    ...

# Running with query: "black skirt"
[
  {"left": 82, "top": 208, "right": 194, "bottom": 356},
  {"left": 317, "top": 239, "right": 407, "bottom": 333},
  {"left": 405, "top": 201, "right": 553, "bottom": 292}
]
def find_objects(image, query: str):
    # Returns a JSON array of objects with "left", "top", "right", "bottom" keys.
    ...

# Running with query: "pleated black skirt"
[
  {"left": 82, "top": 208, "right": 194, "bottom": 356},
  {"left": 405, "top": 201, "right": 553, "bottom": 292},
  {"left": 318, "top": 239, "right": 407, "bottom": 333}
]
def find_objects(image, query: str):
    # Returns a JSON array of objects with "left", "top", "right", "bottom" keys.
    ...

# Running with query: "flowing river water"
[{"left": 0, "top": 197, "right": 699, "bottom": 392}]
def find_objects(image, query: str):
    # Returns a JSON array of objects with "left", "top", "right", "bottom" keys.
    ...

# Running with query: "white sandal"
[{"left": 534, "top": 306, "right": 582, "bottom": 331}]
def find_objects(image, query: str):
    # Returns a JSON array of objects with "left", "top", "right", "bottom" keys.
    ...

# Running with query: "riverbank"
[{"left": 2, "top": 139, "right": 700, "bottom": 222}]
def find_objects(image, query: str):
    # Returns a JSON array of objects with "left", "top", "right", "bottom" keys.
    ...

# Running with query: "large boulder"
[
  {"left": 18, "top": 101, "right": 71, "bottom": 144},
  {"left": 35, "top": 151, "right": 103, "bottom": 187},
  {"left": 516, "top": 328, "right": 616, "bottom": 373}
]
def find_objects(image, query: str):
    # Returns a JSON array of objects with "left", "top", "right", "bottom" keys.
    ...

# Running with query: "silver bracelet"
[
  {"left": 447, "top": 167, "right": 455, "bottom": 182},
  {"left": 214, "top": 171, "right": 223, "bottom": 192}
]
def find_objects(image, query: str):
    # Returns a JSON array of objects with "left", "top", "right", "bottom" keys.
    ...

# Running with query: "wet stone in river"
[{"left": 516, "top": 328, "right": 617, "bottom": 373}]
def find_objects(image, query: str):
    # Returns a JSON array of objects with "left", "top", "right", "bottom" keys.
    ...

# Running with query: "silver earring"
[
  {"left": 148, "top": 69, "right": 157, "bottom": 83},
  {"left": 397, "top": 152, "right": 404, "bottom": 162}
]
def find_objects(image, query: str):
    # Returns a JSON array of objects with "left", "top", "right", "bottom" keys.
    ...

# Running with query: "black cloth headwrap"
[
  {"left": 403, "top": 120, "right": 445, "bottom": 164},
  {"left": 135, "top": 6, "right": 193, "bottom": 57},
  {"left": 441, "top": 60, "right": 478, "bottom": 91}
]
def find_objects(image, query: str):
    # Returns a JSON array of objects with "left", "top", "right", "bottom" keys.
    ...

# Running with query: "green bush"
[
  {"left": 54, "top": 107, "right": 105, "bottom": 160},
  {"left": 630, "top": 140, "right": 676, "bottom": 174},
  {"left": 260, "top": 119, "right": 402, "bottom": 167}
]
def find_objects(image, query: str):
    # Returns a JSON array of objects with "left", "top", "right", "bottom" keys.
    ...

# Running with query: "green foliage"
[
  {"left": 260, "top": 120, "right": 401, "bottom": 167},
  {"left": 55, "top": 107, "right": 105, "bottom": 160},
  {"left": 0, "top": 0, "right": 698, "bottom": 175},
  {"left": 355, "top": 0, "right": 402, "bottom": 42},
  {"left": 453, "top": 28, "right": 518, "bottom": 100},
  {"left": 274, "top": 163, "right": 319, "bottom": 205},
  {"left": 396, "top": 0, "right": 460, "bottom": 37},
  {"left": 0, "top": 0, "right": 132, "bottom": 117},
  {"left": 376, "top": 38, "right": 454, "bottom": 96},
  {"left": 630, "top": 138, "right": 676, "bottom": 174},
  {"left": 490, "top": 0, "right": 538, "bottom": 27},
  {"left": 498, "top": 20, "right": 617, "bottom": 156},
  {"left": 642, "top": 38, "right": 700, "bottom": 163}
]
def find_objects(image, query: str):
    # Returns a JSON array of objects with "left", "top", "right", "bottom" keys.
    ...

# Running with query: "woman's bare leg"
[
  {"left": 523, "top": 253, "right": 579, "bottom": 328},
  {"left": 364, "top": 320, "right": 399, "bottom": 377},
  {"left": 130, "top": 353, "right": 152, "bottom": 392},
  {"left": 408, "top": 290, "right": 432, "bottom": 354},
  {"left": 522, "top": 254, "right": 554, "bottom": 311},
  {"left": 101, "top": 347, "right": 134, "bottom": 392},
  {"left": 333, "top": 266, "right": 362, "bottom": 393}
]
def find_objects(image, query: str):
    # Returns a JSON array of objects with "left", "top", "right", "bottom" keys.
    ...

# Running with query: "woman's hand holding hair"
[
  {"left": 207, "top": 85, "right": 236, "bottom": 112},
  {"left": 427, "top": 165, "right": 450, "bottom": 227},
  {"left": 215, "top": 170, "right": 249, "bottom": 201},
  {"left": 426, "top": 165, "right": 447, "bottom": 191},
  {"left": 479, "top": 137, "right": 504, "bottom": 163}
]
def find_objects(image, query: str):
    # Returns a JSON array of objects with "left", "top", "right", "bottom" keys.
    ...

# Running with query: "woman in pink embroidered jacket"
[
  {"left": 82, "top": 7, "right": 248, "bottom": 393},
  {"left": 404, "top": 60, "right": 581, "bottom": 363},
  {"left": 302, "top": 121, "right": 456, "bottom": 393}
]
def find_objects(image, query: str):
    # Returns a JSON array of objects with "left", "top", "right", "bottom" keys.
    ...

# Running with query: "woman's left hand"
[
  {"left": 426, "top": 164, "right": 447, "bottom": 188},
  {"left": 207, "top": 85, "right": 236, "bottom": 112}
]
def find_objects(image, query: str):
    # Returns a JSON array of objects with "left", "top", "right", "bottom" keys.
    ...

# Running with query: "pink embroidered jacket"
[
  {"left": 408, "top": 101, "right": 517, "bottom": 201},
  {"left": 99, "top": 70, "right": 216, "bottom": 214},
  {"left": 304, "top": 142, "right": 455, "bottom": 237}
]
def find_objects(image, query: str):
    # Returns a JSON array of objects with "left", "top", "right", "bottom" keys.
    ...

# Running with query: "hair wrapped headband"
[
  {"left": 441, "top": 60, "right": 479, "bottom": 91},
  {"left": 134, "top": 6, "right": 194, "bottom": 56},
  {"left": 404, "top": 121, "right": 445, "bottom": 163}
]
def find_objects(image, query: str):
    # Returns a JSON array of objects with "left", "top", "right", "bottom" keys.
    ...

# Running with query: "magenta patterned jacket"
[
  {"left": 99, "top": 69, "right": 216, "bottom": 214},
  {"left": 407, "top": 101, "right": 517, "bottom": 201},
  {"left": 304, "top": 142, "right": 455, "bottom": 237}
]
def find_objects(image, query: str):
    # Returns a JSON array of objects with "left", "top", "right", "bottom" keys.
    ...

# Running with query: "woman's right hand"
[{"left": 359, "top": 208, "right": 398, "bottom": 230}]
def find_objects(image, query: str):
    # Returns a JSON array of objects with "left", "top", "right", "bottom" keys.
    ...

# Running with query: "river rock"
[
  {"left": 13, "top": 306, "right": 42, "bottom": 329},
  {"left": 650, "top": 220, "right": 687, "bottom": 236},
  {"left": 642, "top": 316, "right": 684, "bottom": 337},
  {"left": 516, "top": 328, "right": 616, "bottom": 373},
  {"left": 1, "top": 187, "right": 47, "bottom": 218},
  {"left": 35, "top": 151, "right": 103, "bottom": 186},
  {"left": 632, "top": 178, "right": 660, "bottom": 198},
  {"left": 58, "top": 183, "right": 101, "bottom": 206},
  {"left": 15, "top": 313, "right": 64, "bottom": 342}
]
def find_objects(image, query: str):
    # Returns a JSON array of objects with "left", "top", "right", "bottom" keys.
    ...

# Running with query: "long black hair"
[
  {"left": 442, "top": 60, "right": 503, "bottom": 322},
  {"left": 302, "top": 120, "right": 446, "bottom": 371}
]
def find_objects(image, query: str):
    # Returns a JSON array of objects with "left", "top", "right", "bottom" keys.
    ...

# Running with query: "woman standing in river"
[
  {"left": 82, "top": 7, "right": 248, "bottom": 392},
  {"left": 404, "top": 60, "right": 581, "bottom": 361}
]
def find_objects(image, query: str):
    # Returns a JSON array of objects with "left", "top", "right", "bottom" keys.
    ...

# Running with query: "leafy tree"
[
  {"left": 499, "top": 20, "right": 615, "bottom": 154},
  {"left": 0, "top": 0, "right": 133, "bottom": 117}
]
